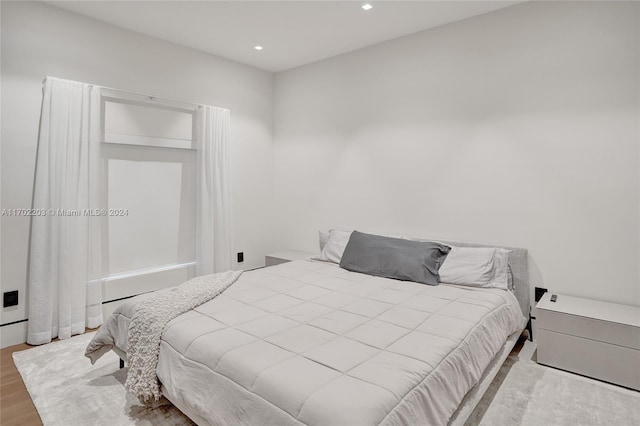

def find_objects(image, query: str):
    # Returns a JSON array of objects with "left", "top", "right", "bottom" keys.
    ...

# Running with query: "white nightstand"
[
  {"left": 265, "top": 250, "right": 315, "bottom": 267},
  {"left": 536, "top": 292, "right": 640, "bottom": 390}
]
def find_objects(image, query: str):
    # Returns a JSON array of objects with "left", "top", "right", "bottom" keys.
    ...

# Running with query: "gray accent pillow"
[{"left": 339, "top": 231, "right": 451, "bottom": 286}]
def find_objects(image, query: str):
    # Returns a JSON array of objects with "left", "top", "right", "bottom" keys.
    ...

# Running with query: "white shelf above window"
[{"left": 103, "top": 133, "right": 195, "bottom": 150}]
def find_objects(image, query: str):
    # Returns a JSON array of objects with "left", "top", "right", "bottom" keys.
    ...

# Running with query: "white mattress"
[{"left": 155, "top": 260, "right": 525, "bottom": 426}]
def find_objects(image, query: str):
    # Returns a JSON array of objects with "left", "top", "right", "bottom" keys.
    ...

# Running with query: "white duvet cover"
[{"left": 155, "top": 260, "right": 524, "bottom": 425}]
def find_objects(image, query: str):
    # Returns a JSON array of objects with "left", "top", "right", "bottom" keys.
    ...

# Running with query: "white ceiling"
[{"left": 47, "top": 1, "right": 521, "bottom": 72}]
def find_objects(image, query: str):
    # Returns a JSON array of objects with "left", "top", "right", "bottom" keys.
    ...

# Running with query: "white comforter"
[{"left": 92, "top": 260, "right": 525, "bottom": 426}]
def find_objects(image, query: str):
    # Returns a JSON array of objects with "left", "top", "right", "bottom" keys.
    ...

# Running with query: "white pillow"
[
  {"left": 319, "top": 231, "right": 331, "bottom": 251},
  {"left": 439, "top": 247, "right": 496, "bottom": 285},
  {"left": 489, "top": 248, "right": 511, "bottom": 290},
  {"left": 440, "top": 246, "right": 511, "bottom": 290},
  {"left": 313, "top": 230, "right": 352, "bottom": 263}
]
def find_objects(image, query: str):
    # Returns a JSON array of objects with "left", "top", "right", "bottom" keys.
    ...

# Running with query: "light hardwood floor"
[
  {"left": 1, "top": 342, "right": 41, "bottom": 425},
  {"left": 1, "top": 328, "right": 98, "bottom": 425}
]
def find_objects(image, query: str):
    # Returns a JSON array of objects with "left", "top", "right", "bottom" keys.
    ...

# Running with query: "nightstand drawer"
[
  {"left": 535, "top": 292, "right": 640, "bottom": 390},
  {"left": 537, "top": 309, "right": 640, "bottom": 350},
  {"left": 537, "top": 328, "right": 640, "bottom": 390}
]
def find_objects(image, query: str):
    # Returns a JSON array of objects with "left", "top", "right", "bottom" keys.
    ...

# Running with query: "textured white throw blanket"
[{"left": 124, "top": 270, "right": 242, "bottom": 403}]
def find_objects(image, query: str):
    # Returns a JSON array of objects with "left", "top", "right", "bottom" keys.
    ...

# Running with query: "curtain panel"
[
  {"left": 27, "top": 78, "right": 103, "bottom": 345},
  {"left": 195, "top": 106, "right": 233, "bottom": 275}
]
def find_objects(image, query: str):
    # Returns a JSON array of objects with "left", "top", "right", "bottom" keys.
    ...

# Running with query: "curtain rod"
[{"left": 43, "top": 76, "right": 228, "bottom": 113}]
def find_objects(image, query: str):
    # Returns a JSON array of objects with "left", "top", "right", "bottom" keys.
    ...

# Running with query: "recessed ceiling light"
[
  {"left": 254, "top": 45, "right": 263, "bottom": 51},
  {"left": 362, "top": 3, "right": 373, "bottom": 11}
]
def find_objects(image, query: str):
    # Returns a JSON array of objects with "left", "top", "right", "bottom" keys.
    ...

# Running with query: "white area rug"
[
  {"left": 14, "top": 332, "right": 640, "bottom": 426},
  {"left": 469, "top": 354, "right": 640, "bottom": 426},
  {"left": 12, "top": 332, "right": 193, "bottom": 425}
]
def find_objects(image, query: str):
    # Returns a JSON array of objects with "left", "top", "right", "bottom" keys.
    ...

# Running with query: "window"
[{"left": 101, "top": 95, "right": 197, "bottom": 276}]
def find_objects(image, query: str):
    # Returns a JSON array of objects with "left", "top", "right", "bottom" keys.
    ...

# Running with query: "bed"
[{"left": 86, "top": 236, "right": 529, "bottom": 426}]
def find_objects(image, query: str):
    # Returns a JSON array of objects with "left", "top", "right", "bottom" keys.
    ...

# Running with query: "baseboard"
[{"left": 0, "top": 320, "right": 28, "bottom": 348}]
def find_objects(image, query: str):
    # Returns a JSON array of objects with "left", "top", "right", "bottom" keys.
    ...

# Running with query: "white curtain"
[
  {"left": 27, "top": 77, "right": 103, "bottom": 345},
  {"left": 195, "top": 106, "right": 233, "bottom": 275}
]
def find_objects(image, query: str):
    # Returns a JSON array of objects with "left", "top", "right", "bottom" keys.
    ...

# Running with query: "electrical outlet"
[
  {"left": 3, "top": 290, "right": 18, "bottom": 308},
  {"left": 237, "top": 252, "right": 244, "bottom": 263},
  {"left": 534, "top": 287, "right": 548, "bottom": 303}
]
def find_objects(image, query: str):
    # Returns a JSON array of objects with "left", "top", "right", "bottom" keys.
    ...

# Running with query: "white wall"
[
  {"left": 274, "top": 1, "right": 640, "bottom": 306},
  {"left": 1, "top": 1, "right": 275, "bottom": 344}
]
